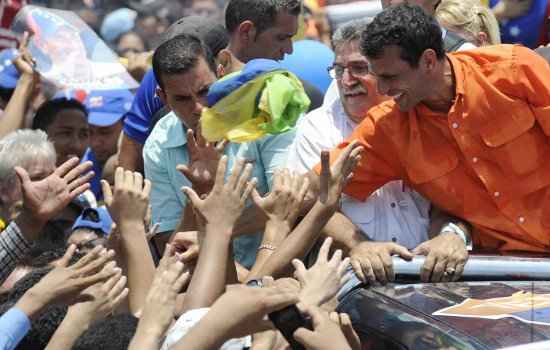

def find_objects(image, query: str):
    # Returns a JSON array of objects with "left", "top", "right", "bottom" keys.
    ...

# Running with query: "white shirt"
[{"left": 286, "top": 93, "right": 430, "bottom": 249}]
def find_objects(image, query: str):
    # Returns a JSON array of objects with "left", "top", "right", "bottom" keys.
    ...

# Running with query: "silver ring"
[{"left": 445, "top": 267, "right": 456, "bottom": 276}]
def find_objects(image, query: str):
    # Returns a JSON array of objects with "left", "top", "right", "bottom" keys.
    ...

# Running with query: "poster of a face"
[{"left": 11, "top": 5, "right": 138, "bottom": 90}]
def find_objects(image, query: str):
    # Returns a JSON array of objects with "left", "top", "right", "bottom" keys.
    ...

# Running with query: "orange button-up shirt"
[{"left": 316, "top": 44, "right": 550, "bottom": 253}]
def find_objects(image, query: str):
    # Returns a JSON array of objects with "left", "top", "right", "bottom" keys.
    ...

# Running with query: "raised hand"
[
  {"left": 176, "top": 129, "right": 227, "bottom": 196},
  {"left": 292, "top": 237, "right": 350, "bottom": 307},
  {"left": 181, "top": 156, "right": 256, "bottom": 232},
  {"left": 13, "top": 31, "right": 38, "bottom": 79},
  {"left": 67, "top": 270, "right": 129, "bottom": 324},
  {"left": 169, "top": 231, "right": 199, "bottom": 263},
  {"left": 319, "top": 141, "right": 363, "bottom": 208},
  {"left": 132, "top": 244, "right": 191, "bottom": 346},
  {"left": 101, "top": 167, "right": 151, "bottom": 227},
  {"left": 15, "top": 157, "right": 93, "bottom": 229},
  {"left": 18, "top": 245, "right": 118, "bottom": 312},
  {"left": 293, "top": 305, "right": 353, "bottom": 350},
  {"left": 252, "top": 169, "right": 309, "bottom": 231}
]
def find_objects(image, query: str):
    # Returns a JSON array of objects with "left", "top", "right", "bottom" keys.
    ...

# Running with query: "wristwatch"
[
  {"left": 440, "top": 222, "right": 473, "bottom": 251},
  {"left": 246, "top": 278, "right": 263, "bottom": 288}
]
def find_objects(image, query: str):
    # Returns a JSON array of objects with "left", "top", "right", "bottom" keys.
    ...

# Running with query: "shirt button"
[
  {"left": 390, "top": 202, "right": 396, "bottom": 208},
  {"left": 494, "top": 191, "right": 500, "bottom": 198},
  {"left": 392, "top": 237, "right": 397, "bottom": 242},
  {"left": 518, "top": 216, "right": 525, "bottom": 224},
  {"left": 472, "top": 157, "right": 478, "bottom": 163},
  {"left": 452, "top": 122, "right": 459, "bottom": 129}
]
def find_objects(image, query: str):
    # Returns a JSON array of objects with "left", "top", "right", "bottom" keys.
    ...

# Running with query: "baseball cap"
[
  {"left": 72, "top": 207, "right": 113, "bottom": 236},
  {"left": 84, "top": 89, "right": 134, "bottom": 127},
  {"left": 162, "top": 15, "right": 229, "bottom": 56},
  {"left": 100, "top": 8, "right": 138, "bottom": 43},
  {"left": 0, "top": 48, "right": 20, "bottom": 89}
]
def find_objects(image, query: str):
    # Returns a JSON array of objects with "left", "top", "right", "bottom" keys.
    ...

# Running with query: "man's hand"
[
  {"left": 15, "top": 157, "right": 93, "bottom": 236},
  {"left": 350, "top": 241, "right": 413, "bottom": 285},
  {"left": 292, "top": 237, "right": 350, "bottom": 307},
  {"left": 293, "top": 305, "right": 353, "bottom": 350},
  {"left": 412, "top": 232, "right": 468, "bottom": 282},
  {"left": 101, "top": 167, "right": 151, "bottom": 227},
  {"left": 176, "top": 129, "right": 226, "bottom": 196},
  {"left": 135, "top": 243, "right": 191, "bottom": 339},
  {"left": 169, "top": 231, "right": 199, "bottom": 263},
  {"left": 67, "top": 269, "right": 129, "bottom": 324},
  {"left": 16, "top": 245, "right": 118, "bottom": 319},
  {"left": 13, "top": 32, "right": 38, "bottom": 79},
  {"left": 181, "top": 156, "right": 256, "bottom": 232},
  {"left": 252, "top": 169, "right": 309, "bottom": 231},
  {"left": 319, "top": 142, "right": 363, "bottom": 209}
]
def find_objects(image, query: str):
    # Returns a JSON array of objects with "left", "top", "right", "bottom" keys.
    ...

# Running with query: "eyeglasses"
[{"left": 327, "top": 63, "right": 370, "bottom": 79}]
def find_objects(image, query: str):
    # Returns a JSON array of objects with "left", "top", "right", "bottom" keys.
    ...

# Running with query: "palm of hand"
[
  {"left": 186, "top": 150, "right": 219, "bottom": 191},
  {"left": 22, "top": 174, "right": 68, "bottom": 222}
]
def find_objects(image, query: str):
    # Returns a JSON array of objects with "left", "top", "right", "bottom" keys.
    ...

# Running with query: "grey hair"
[
  {"left": 0, "top": 129, "right": 56, "bottom": 185},
  {"left": 332, "top": 18, "right": 374, "bottom": 51}
]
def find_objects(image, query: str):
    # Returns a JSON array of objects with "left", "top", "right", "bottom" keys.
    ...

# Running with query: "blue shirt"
[
  {"left": 81, "top": 148, "right": 103, "bottom": 200},
  {"left": 0, "top": 308, "right": 31, "bottom": 350},
  {"left": 490, "top": 0, "right": 549, "bottom": 48},
  {"left": 123, "top": 69, "right": 163, "bottom": 145},
  {"left": 143, "top": 112, "right": 296, "bottom": 268}
]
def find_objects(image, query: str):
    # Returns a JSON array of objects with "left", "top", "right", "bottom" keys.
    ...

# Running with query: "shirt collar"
[
  {"left": 446, "top": 53, "right": 466, "bottom": 97},
  {"left": 161, "top": 112, "right": 188, "bottom": 149}
]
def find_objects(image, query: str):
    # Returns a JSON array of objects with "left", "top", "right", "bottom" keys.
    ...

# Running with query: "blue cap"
[
  {"left": 84, "top": 89, "right": 134, "bottom": 127},
  {"left": 72, "top": 207, "right": 113, "bottom": 236},
  {"left": 100, "top": 8, "right": 137, "bottom": 43},
  {"left": 280, "top": 40, "right": 334, "bottom": 94},
  {"left": 0, "top": 48, "right": 20, "bottom": 89}
]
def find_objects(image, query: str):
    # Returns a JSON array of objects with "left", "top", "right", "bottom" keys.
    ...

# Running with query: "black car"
[{"left": 337, "top": 256, "right": 550, "bottom": 350}]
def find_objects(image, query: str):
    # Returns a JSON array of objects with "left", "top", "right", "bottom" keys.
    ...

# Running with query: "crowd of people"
[{"left": 0, "top": 0, "right": 550, "bottom": 349}]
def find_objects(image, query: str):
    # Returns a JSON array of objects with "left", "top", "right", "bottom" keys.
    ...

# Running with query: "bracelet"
[
  {"left": 258, "top": 244, "right": 276, "bottom": 251},
  {"left": 440, "top": 222, "right": 473, "bottom": 251}
]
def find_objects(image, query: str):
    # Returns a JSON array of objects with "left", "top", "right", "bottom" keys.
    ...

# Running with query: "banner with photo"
[{"left": 11, "top": 5, "right": 138, "bottom": 90}]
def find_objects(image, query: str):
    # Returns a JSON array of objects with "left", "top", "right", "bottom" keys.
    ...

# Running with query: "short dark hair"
[
  {"left": 72, "top": 314, "right": 139, "bottom": 350},
  {"left": 225, "top": 0, "right": 301, "bottom": 35},
  {"left": 360, "top": 3, "right": 444, "bottom": 67},
  {"left": 32, "top": 98, "right": 88, "bottom": 131},
  {"left": 152, "top": 33, "right": 216, "bottom": 90}
]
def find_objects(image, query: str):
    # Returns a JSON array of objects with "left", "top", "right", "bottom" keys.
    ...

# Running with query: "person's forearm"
[
  {"left": 175, "top": 318, "right": 228, "bottom": 350},
  {"left": 249, "top": 202, "right": 336, "bottom": 280},
  {"left": 0, "top": 75, "right": 34, "bottom": 138},
  {"left": 119, "top": 220, "right": 155, "bottom": 315},
  {"left": 14, "top": 289, "right": 47, "bottom": 321},
  {"left": 128, "top": 328, "right": 164, "bottom": 350},
  {"left": 118, "top": 133, "right": 143, "bottom": 172},
  {"left": 321, "top": 212, "right": 366, "bottom": 253},
  {"left": 181, "top": 225, "right": 232, "bottom": 312},
  {"left": 247, "top": 220, "right": 290, "bottom": 279},
  {"left": 45, "top": 311, "right": 91, "bottom": 350}
]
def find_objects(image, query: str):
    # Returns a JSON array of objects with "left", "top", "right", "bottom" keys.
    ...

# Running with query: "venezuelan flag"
[{"left": 201, "top": 59, "right": 310, "bottom": 143}]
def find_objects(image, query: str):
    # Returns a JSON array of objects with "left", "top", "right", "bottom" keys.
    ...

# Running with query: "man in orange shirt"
[{"left": 315, "top": 3, "right": 550, "bottom": 282}]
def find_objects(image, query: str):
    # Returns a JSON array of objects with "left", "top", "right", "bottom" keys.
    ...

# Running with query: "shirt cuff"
[{"left": 0, "top": 308, "right": 31, "bottom": 348}]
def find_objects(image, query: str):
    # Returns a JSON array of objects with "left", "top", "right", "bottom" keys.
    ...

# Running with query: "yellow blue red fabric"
[{"left": 201, "top": 59, "right": 310, "bottom": 143}]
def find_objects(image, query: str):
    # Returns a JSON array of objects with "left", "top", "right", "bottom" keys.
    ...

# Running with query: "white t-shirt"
[
  {"left": 161, "top": 308, "right": 252, "bottom": 350},
  {"left": 286, "top": 96, "right": 430, "bottom": 249}
]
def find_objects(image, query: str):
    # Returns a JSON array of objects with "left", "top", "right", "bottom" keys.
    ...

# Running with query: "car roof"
[{"left": 337, "top": 281, "right": 550, "bottom": 349}]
